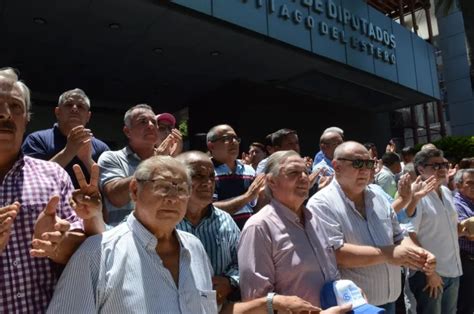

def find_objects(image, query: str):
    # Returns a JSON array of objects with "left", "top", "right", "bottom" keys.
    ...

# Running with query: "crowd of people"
[{"left": 1, "top": 66, "right": 474, "bottom": 314}]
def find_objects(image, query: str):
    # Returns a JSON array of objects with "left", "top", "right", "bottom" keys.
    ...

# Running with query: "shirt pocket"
[{"left": 198, "top": 289, "right": 218, "bottom": 314}]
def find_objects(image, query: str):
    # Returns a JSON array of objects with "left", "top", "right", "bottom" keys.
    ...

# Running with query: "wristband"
[{"left": 266, "top": 292, "right": 276, "bottom": 314}]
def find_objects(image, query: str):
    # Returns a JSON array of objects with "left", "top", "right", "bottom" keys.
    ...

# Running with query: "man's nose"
[{"left": 0, "top": 102, "right": 12, "bottom": 120}]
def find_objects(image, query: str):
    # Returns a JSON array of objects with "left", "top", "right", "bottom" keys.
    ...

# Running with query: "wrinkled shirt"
[
  {"left": 238, "top": 199, "right": 339, "bottom": 306},
  {"left": 47, "top": 214, "right": 217, "bottom": 314},
  {"left": 0, "top": 155, "right": 82, "bottom": 314},
  {"left": 307, "top": 179, "right": 404, "bottom": 306}
]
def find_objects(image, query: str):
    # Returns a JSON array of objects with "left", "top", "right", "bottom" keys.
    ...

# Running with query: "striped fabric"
[
  {"left": 47, "top": 214, "right": 217, "bottom": 314},
  {"left": 307, "top": 179, "right": 404, "bottom": 306},
  {"left": 212, "top": 159, "right": 256, "bottom": 216},
  {"left": 0, "top": 155, "right": 82, "bottom": 314},
  {"left": 177, "top": 205, "right": 240, "bottom": 283}
]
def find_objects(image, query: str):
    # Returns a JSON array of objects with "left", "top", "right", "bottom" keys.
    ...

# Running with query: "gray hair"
[
  {"left": 0, "top": 67, "right": 31, "bottom": 118},
  {"left": 414, "top": 148, "right": 444, "bottom": 175},
  {"left": 323, "top": 126, "right": 344, "bottom": 137},
  {"left": 454, "top": 168, "right": 474, "bottom": 185},
  {"left": 175, "top": 151, "right": 212, "bottom": 176},
  {"left": 206, "top": 124, "right": 232, "bottom": 143},
  {"left": 264, "top": 150, "right": 300, "bottom": 197},
  {"left": 58, "top": 88, "right": 90, "bottom": 108},
  {"left": 402, "top": 162, "right": 416, "bottom": 176},
  {"left": 124, "top": 104, "right": 155, "bottom": 128},
  {"left": 134, "top": 155, "right": 192, "bottom": 187}
]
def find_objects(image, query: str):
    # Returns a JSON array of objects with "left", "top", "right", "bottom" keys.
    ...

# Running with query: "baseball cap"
[
  {"left": 321, "top": 280, "right": 385, "bottom": 314},
  {"left": 156, "top": 113, "right": 176, "bottom": 127}
]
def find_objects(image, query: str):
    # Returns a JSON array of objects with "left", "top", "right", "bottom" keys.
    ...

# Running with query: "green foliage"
[
  {"left": 414, "top": 136, "right": 474, "bottom": 162},
  {"left": 178, "top": 119, "right": 188, "bottom": 138}
]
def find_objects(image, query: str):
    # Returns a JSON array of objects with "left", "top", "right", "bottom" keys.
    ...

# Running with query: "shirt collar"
[
  {"left": 3, "top": 153, "right": 26, "bottom": 182},
  {"left": 124, "top": 146, "right": 142, "bottom": 161},
  {"left": 455, "top": 191, "right": 474, "bottom": 209},
  {"left": 182, "top": 204, "right": 215, "bottom": 227},
  {"left": 270, "top": 199, "right": 312, "bottom": 226}
]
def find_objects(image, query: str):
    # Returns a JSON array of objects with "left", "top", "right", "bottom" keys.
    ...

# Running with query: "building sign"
[{"left": 246, "top": 0, "right": 397, "bottom": 64}]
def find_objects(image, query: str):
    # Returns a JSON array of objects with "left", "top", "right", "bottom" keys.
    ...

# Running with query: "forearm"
[
  {"left": 405, "top": 197, "right": 421, "bottom": 217},
  {"left": 50, "top": 148, "right": 75, "bottom": 168},
  {"left": 214, "top": 193, "right": 254, "bottom": 215},
  {"left": 83, "top": 216, "right": 106, "bottom": 236},
  {"left": 222, "top": 298, "right": 267, "bottom": 314},
  {"left": 50, "top": 231, "right": 86, "bottom": 264},
  {"left": 103, "top": 177, "right": 133, "bottom": 208},
  {"left": 335, "top": 243, "right": 389, "bottom": 268},
  {"left": 392, "top": 196, "right": 410, "bottom": 213}
]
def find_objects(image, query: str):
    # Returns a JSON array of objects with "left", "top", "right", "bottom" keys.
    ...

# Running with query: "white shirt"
[
  {"left": 402, "top": 185, "right": 462, "bottom": 278},
  {"left": 307, "top": 179, "right": 404, "bottom": 306},
  {"left": 47, "top": 214, "right": 217, "bottom": 314}
]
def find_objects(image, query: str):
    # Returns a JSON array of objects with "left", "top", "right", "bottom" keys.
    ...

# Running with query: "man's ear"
[
  {"left": 416, "top": 165, "right": 424, "bottom": 176},
  {"left": 54, "top": 107, "right": 60, "bottom": 120},
  {"left": 130, "top": 179, "right": 138, "bottom": 201},
  {"left": 266, "top": 174, "right": 276, "bottom": 190},
  {"left": 123, "top": 126, "right": 131, "bottom": 138},
  {"left": 333, "top": 160, "right": 341, "bottom": 173},
  {"left": 207, "top": 141, "right": 214, "bottom": 152}
]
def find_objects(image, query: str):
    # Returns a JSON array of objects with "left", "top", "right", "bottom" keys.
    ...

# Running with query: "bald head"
[
  {"left": 320, "top": 131, "right": 344, "bottom": 160},
  {"left": 333, "top": 141, "right": 369, "bottom": 160},
  {"left": 176, "top": 151, "right": 211, "bottom": 166}
]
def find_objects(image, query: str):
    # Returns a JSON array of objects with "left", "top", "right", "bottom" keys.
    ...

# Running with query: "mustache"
[{"left": 0, "top": 120, "right": 16, "bottom": 131}]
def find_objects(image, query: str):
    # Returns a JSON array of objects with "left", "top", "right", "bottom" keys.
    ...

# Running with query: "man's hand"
[
  {"left": 421, "top": 249, "right": 437, "bottom": 275},
  {"left": 71, "top": 164, "right": 102, "bottom": 220},
  {"left": 397, "top": 173, "right": 413, "bottom": 201},
  {"left": 212, "top": 276, "right": 233, "bottom": 305},
  {"left": 412, "top": 175, "right": 437, "bottom": 200},
  {"left": 423, "top": 272, "right": 444, "bottom": 299},
  {"left": 76, "top": 138, "right": 93, "bottom": 164},
  {"left": 0, "top": 202, "right": 20, "bottom": 253},
  {"left": 31, "top": 196, "right": 70, "bottom": 259},
  {"left": 303, "top": 156, "right": 313, "bottom": 169},
  {"left": 241, "top": 152, "right": 251, "bottom": 165},
  {"left": 273, "top": 295, "right": 322, "bottom": 313},
  {"left": 246, "top": 174, "right": 266, "bottom": 199},
  {"left": 321, "top": 303, "right": 353, "bottom": 314},
  {"left": 65, "top": 125, "right": 92, "bottom": 156},
  {"left": 154, "top": 129, "right": 183, "bottom": 157},
  {"left": 385, "top": 244, "right": 427, "bottom": 269}
]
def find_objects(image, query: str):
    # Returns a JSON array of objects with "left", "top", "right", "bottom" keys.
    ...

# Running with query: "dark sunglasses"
[
  {"left": 211, "top": 135, "right": 241, "bottom": 144},
  {"left": 423, "top": 162, "right": 449, "bottom": 170},
  {"left": 337, "top": 158, "right": 376, "bottom": 169}
]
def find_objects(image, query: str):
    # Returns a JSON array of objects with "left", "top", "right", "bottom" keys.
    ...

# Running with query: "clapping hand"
[{"left": 0, "top": 202, "right": 20, "bottom": 253}]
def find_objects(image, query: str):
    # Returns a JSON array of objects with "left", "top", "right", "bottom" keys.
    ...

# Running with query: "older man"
[
  {"left": 307, "top": 142, "right": 435, "bottom": 313},
  {"left": 238, "top": 150, "right": 346, "bottom": 311},
  {"left": 0, "top": 68, "right": 103, "bottom": 313},
  {"left": 22, "top": 88, "right": 109, "bottom": 188},
  {"left": 374, "top": 152, "right": 402, "bottom": 198},
  {"left": 48, "top": 156, "right": 216, "bottom": 313},
  {"left": 312, "top": 129, "right": 344, "bottom": 176},
  {"left": 403, "top": 149, "right": 464, "bottom": 314},
  {"left": 176, "top": 151, "right": 240, "bottom": 305},
  {"left": 207, "top": 124, "right": 265, "bottom": 229},
  {"left": 454, "top": 168, "right": 474, "bottom": 314}
]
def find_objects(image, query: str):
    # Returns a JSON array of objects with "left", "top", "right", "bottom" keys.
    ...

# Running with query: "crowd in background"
[{"left": 1, "top": 67, "right": 474, "bottom": 314}]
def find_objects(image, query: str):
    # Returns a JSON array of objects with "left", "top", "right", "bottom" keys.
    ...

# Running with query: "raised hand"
[
  {"left": 31, "top": 196, "right": 70, "bottom": 259},
  {"left": 65, "top": 125, "right": 92, "bottom": 156},
  {"left": 397, "top": 173, "right": 413, "bottom": 201},
  {"left": 155, "top": 129, "right": 183, "bottom": 157},
  {"left": 71, "top": 164, "right": 102, "bottom": 220},
  {"left": 246, "top": 174, "right": 266, "bottom": 199},
  {"left": 0, "top": 202, "right": 20, "bottom": 253},
  {"left": 412, "top": 175, "right": 437, "bottom": 200}
]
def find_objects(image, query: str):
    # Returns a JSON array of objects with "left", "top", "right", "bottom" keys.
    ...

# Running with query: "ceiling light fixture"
[
  {"left": 210, "top": 51, "right": 221, "bottom": 57},
  {"left": 33, "top": 17, "right": 47, "bottom": 25},
  {"left": 108, "top": 23, "right": 121, "bottom": 30},
  {"left": 153, "top": 48, "right": 163, "bottom": 54}
]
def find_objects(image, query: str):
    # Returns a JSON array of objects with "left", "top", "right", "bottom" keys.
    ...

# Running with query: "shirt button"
[
  {"left": 16, "top": 292, "right": 24, "bottom": 298},
  {"left": 13, "top": 259, "right": 19, "bottom": 266}
]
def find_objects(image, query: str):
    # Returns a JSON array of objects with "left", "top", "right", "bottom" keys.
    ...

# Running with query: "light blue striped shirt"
[
  {"left": 47, "top": 214, "right": 217, "bottom": 314},
  {"left": 307, "top": 179, "right": 405, "bottom": 306},
  {"left": 177, "top": 205, "right": 240, "bottom": 284}
]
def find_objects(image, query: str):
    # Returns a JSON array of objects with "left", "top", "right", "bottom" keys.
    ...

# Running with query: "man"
[
  {"left": 374, "top": 152, "right": 402, "bottom": 198},
  {"left": 401, "top": 146, "right": 416, "bottom": 169},
  {"left": 312, "top": 129, "right": 344, "bottom": 176},
  {"left": 312, "top": 126, "right": 344, "bottom": 171},
  {"left": 239, "top": 150, "right": 343, "bottom": 309},
  {"left": 244, "top": 142, "right": 266, "bottom": 170},
  {"left": 454, "top": 168, "right": 474, "bottom": 314},
  {"left": 176, "top": 151, "right": 241, "bottom": 305},
  {"left": 48, "top": 156, "right": 216, "bottom": 313},
  {"left": 207, "top": 124, "right": 265, "bottom": 229},
  {"left": 22, "top": 88, "right": 109, "bottom": 188},
  {"left": 307, "top": 142, "right": 436, "bottom": 313},
  {"left": 156, "top": 112, "right": 183, "bottom": 156},
  {"left": 0, "top": 68, "right": 103, "bottom": 313},
  {"left": 403, "top": 148, "right": 464, "bottom": 314}
]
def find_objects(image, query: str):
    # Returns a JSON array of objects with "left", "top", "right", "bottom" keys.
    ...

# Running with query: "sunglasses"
[
  {"left": 211, "top": 135, "right": 241, "bottom": 144},
  {"left": 423, "top": 162, "right": 449, "bottom": 170},
  {"left": 337, "top": 158, "right": 376, "bottom": 169}
]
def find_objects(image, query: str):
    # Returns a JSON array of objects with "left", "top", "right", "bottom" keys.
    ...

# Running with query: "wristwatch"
[{"left": 266, "top": 292, "right": 276, "bottom": 314}]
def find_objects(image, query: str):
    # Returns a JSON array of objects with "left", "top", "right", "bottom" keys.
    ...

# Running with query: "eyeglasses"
[
  {"left": 137, "top": 179, "right": 190, "bottom": 199},
  {"left": 211, "top": 135, "right": 241, "bottom": 144},
  {"left": 423, "top": 162, "right": 449, "bottom": 170},
  {"left": 337, "top": 158, "right": 376, "bottom": 169}
]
